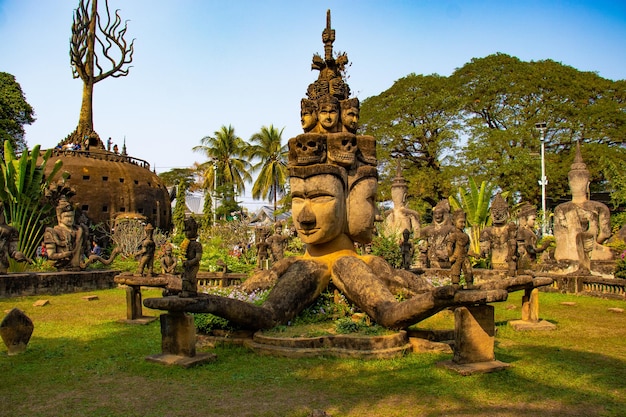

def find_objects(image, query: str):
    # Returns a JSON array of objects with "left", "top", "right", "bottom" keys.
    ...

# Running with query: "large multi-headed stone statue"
[
  {"left": 145, "top": 11, "right": 549, "bottom": 332},
  {"left": 553, "top": 142, "right": 613, "bottom": 272}
]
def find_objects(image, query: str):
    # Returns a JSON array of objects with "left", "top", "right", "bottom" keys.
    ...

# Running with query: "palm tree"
[
  {"left": 193, "top": 124, "right": 252, "bottom": 202},
  {"left": 249, "top": 125, "right": 288, "bottom": 216}
]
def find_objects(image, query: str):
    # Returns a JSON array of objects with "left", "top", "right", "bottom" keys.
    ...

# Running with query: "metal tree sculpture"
[{"left": 65, "top": 0, "right": 134, "bottom": 148}]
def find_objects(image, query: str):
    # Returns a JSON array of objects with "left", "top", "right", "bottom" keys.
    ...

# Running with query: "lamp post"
[
  {"left": 535, "top": 122, "right": 548, "bottom": 236},
  {"left": 213, "top": 160, "right": 217, "bottom": 224}
]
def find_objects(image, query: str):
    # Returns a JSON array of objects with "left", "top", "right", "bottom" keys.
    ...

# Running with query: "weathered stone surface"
[
  {"left": 438, "top": 359, "right": 510, "bottom": 376},
  {"left": 0, "top": 270, "right": 119, "bottom": 298},
  {"left": 1, "top": 308, "right": 34, "bottom": 355},
  {"left": 509, "top": 319, "right": 556, "bottom": 331},
  {"left": 247, "top": 331, "right": 410, "bottom": 359},
  {"left": 160, "top": 312, "right": 196, "bottom": 357},
  {"left": 453, "top": 305, "right": 496, "bottom": 364},
  {"left": 114, "top": 273, "right": 169, "bottom": 287},
  {"left": 409, "top": 337, "right": 453, "bottom": 354},
  {"left": 554, "top": 142, "right": 613, "bottom": 267},
  {"left": 145, "top": 352, "right": 217, "bottom": 368},
  {"left": 33, "top": 300, "right": 49, "bottom": 307},
  {"left": 82, "top": 295, "right": 99, "bottom": 301},
  {"left": 608, "top": 307, "right": 624, "bottom": 313},
  {"left": 560, "top": 302, "right": 577, "bottom": 306}
]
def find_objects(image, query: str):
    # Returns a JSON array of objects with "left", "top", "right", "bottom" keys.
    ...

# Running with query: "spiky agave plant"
[{"left": 0, "top": 141, "right": 65, "bottom": 270}]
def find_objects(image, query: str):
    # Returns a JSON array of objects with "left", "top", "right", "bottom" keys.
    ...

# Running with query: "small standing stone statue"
[
  {"left": 181, "top": 217, "right": 202, "bottom": 298},
  {"left": 400, "top": 228, "right": 414, "bottom": 270},
  {"left": 160, "top": 244, "right": 177, "bottom": 274},
  {"left": 447, "top": 209, "right": 474, "bottom": 289},
  {"left": 255, "top": 226, "right": 271, "bottom": 269},
  {"left": 0, "top": 210, "right": 31, "bottom": 274},
  {"left": 265, "top": 222, "right": 289, "bottom": 263},
  {"left": 516, "top": 204, "right": 550, "bottom": 272},
  {"left": 135, "top": 224, "right": 156, "bottom": 277}
]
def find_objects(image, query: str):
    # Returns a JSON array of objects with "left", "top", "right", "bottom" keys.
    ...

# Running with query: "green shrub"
[
  {"left": 193, "top": 313, "right": 232, "bottom": 333},
  {"left": 371, "top": 230, "right": 402, "bottom": 268}
]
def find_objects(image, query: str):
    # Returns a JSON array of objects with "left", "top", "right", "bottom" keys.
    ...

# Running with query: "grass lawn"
[{"left": 1, "top": 288, "right": 625, "bottom": 417}]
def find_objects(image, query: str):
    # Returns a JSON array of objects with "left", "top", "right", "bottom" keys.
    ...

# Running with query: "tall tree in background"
[
  {"left": 66, "top": 0, "right": 134, "bottom": 146},
  {"left": 193, "top": 125, "right": 252, "bottom": 199},
  {"left": 249, "top": 125, "right": 288, "bottom": 215},
  {"left": 452, "top": 53, "right": 626, "bottom": 203},
  {"left": 359, "top": 74, "right": 459, "bottom": 209},
  {"left": 0, "top": 73, "right": 35, "bottom": 156}
]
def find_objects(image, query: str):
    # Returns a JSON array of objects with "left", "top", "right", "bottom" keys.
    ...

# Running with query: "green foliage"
[
  {"left": 0, "top": 141, "right": 64, "bottom": 264},
  {"left": 193, "top": 313, "right": 233, "bottom": 333},
  {"left": 370, "top": 229, "right": 402, "bottom": 269},
  {"left": 292, "top": 290, "right": 355, "bottom": 325},
  {"left": 602, "top": 156, "right": 626, "bottom": 209},
  {"left": 360, "top": 54, "right": 626, "bottom": 209},
  {"left": 611, "top": 212, "right": 626, "bottom": 234},
  {"left": 172, "top": 181, "right": 187, "bottom": 235},
  {"left": 359, "top": 73, "right": 458, "bottom": 207},
  {"left": 193, "top": 125, "right": 252, "bottom": 198},
  {"left": 157, "top": 167, "right": 195, "bottom": 188},
  {"left": 448, "top": 177, "right": 499, "bottom": 254},
  {"left": 249, "top": 125, "right": 289, "bottom": 212},
  {"left": 614, "top": 249, "right": 626, "bottom": 279},
  {"left": 0, "top": 72, "right": 34, "bottom": 154}
]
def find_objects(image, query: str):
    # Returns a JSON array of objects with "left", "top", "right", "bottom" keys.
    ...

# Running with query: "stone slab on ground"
[
  {"left": 117, "top": 316, "right": 159, "bottom": 325},
  {"left": 33, "top": 300, "right": 49, "bottom": 307},
  {"left": 560, "top": 302, "right": 577, "bottom": 306},
  {"left": 145, "top": 352, "right": 217, "bottom": 368},
  {"left": 509, "top": 319, "right": 557, "bottom": 331},
  {"left": 438, "top": 359, "right": 510, "bottom": 376},
  {"left": 409, "top": 337, "right": 453, "bottom": 354},
  {"left": 82, "top": 295, "right": 99, "bottom": 301},
  {"left": 608, "top": 307, "right": 624, "bottom": 313}
]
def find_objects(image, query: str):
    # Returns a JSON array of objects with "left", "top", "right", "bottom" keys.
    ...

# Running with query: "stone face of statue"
[
  {"left": 59, "top": 211, "right": 75, "bottom": 229},
  {"left": 347, "top": 177, "right": 378, "bottom": 244},
  {"left": 391, "top": 185, "right": 407, "bottom": 207},
  {"left": 341, "top": 105, "right": 359, "bottom": 133},
  {"left": 291, "top": 174, "right": 346, "bottom": 245},
  {"left": 301, "top": 109, "right": 318, "bottom": 132},
  {"left": 318, "top": 103, "right": 339, "bottom": 133}
]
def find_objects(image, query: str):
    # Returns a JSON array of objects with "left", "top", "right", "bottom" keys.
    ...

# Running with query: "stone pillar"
[
  {"left": 126, "top": 285, "right": 143, "bottom": 320},
  {"left": 453, "top": 305, "right": 495, "bottom": 364},
  {"left": 160, "top": 312, "right": 196, "bottom": 357},
  {"left": 438, "top": 305, "right": 509, "bottom": 375},
  {"left": 145, "top": 311, "right": 216, "bottom": 367},
  {"left": 510, "top": 287, "right": 556, "bottom": 331}
]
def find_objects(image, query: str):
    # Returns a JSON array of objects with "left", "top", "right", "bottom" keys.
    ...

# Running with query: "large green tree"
[
  {"left": 452, "top": 53, "right": 626, "bottom": 204},
  {"left": 193, "top": 125, "right": 252, "bottom": 219},
  {"left": 359, "top": 73, "right": 460, "bottom": 209},
  {"left": 0, "top": 73, "right": 35, "bottom": 156},
  {"left": 249, "top": 125, "right": 288, "bottom": 215}
]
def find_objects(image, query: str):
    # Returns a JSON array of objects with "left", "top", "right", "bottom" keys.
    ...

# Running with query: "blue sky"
[{"left": 1, "top": 0, "right": 625, "bottom": 209}]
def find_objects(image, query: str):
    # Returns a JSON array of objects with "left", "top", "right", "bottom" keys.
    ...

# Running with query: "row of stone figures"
[{"left": 388, "top": 141, "right": 616, "bottom": 276}]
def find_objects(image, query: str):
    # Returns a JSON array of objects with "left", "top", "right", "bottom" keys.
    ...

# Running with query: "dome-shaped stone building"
[{"left": 42, "top": 146, "right": 172, "bottom": 231}]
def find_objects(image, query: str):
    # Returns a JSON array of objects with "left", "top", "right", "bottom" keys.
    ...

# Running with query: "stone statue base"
[
  {"left": 145, "top": 312, "right": 216, "bottom": 368},
  {"left": 114, "top": 273, "right": 173, "bottom": 324},
  {"left": 438, "top": 305, "right": 510, "bottom": 375},
  {"left": 509, "top": 288, "right": 556, "bottom": 331}
]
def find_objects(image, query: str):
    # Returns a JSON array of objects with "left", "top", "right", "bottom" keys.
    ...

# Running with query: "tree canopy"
[
  {"left": 0, "top": 73, "right": 35, "bottom": 156},
  {"left": 359, "top": 53, "right": 626, "bottom": 216}
]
